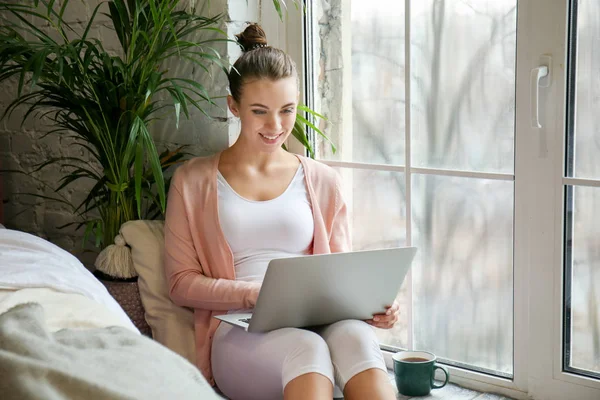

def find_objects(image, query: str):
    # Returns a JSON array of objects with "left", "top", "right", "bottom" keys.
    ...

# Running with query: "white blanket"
[
  {"left": 0, "top": 303, "right": 221, "bottom": 400},
  {"left": 0, "top": 229, "right": 136, "bottom": 332}
]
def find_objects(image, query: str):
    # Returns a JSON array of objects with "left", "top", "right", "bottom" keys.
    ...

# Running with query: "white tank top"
[{"left": 217, "top": 165, "right": 314, "bottom": 284}]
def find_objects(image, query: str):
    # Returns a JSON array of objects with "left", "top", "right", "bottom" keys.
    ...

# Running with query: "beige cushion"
[{"left": 119, "top": 220, "right": 196, "bottom": 365}]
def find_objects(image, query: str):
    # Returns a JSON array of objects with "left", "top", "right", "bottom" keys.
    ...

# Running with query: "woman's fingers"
[
  {"left": 369, "top": 314, "right": 398, "bottom": 329},
  {"left": 385, "top": 301, "right": 400, "bottom": 316},
  {"left": 369, "top": 320, "right": 395, "bottom": 329},
  {"left": 365, "top": 301, "right": 400, "bottom": 328}
]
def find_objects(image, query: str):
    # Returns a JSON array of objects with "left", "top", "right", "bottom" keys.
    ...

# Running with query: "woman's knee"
[
  {"left": 323, "top": 319, "right": 379, "bottom": 354},
  {"left": 321, "top": 320, "right": 386, "bottom": 390},
  {"left": 281, "top": 329, "right": 334, "bottom": 387},
  {"left": 283, "top": 328, "right": 331, "bottom": 361}
]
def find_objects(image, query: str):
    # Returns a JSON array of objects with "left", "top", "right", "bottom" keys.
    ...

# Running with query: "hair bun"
[{"left": 235, "top": 23, "right": 268, "bottom": 52}]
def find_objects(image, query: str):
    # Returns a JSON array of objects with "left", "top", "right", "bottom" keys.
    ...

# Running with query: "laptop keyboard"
[{"left": 239, "top": 318, "right": 252, "bottom": 324}]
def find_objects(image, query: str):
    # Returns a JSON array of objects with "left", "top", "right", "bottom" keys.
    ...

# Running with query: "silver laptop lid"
[{"left": 248, "top": 247, "right": 417, "bottom": 333}]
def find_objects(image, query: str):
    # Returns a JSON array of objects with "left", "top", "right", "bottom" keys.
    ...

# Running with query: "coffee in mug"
[{"left": 402, "top": 357, "right": 429, "bottom": 363}]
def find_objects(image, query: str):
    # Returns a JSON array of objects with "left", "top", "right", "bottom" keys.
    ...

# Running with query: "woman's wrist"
[{"left": 247, "top": 282, "right": 262, "bottom": 307}]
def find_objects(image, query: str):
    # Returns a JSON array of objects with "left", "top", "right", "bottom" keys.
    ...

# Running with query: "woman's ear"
[{"left": 227, "top": 95, "right": 240, "bottom": 117}]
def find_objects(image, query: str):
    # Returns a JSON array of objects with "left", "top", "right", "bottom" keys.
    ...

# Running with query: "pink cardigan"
[{"left": 164, "top": 152, "right": 350, "bottom": 384}]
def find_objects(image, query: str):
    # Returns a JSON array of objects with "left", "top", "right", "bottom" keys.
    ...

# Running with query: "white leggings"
[{"left": 211, "top": 319, "right": 386, "bottom": 400}]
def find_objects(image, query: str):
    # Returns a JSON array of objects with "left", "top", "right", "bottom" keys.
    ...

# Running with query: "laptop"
[{"left": 214, "top": 246, "right": 417, "bottom": 333}]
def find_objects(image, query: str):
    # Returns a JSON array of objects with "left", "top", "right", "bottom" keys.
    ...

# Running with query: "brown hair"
[{"left": 228, "top": 23, "right": 298, "bottom": 102}]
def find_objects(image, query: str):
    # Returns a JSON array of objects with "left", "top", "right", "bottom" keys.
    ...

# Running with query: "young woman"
[{"left": 164, "top": 24, "right": 399, "bottom": 400}]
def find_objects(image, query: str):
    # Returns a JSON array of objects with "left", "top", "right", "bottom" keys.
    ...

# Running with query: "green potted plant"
[{"left": 0, "top": 0, "right": 329, "bottom": 278}]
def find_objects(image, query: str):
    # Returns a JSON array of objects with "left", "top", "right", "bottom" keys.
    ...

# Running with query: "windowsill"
[
  {"left": 385, "top": 369, "right": 515, "bottom": 400},
  {"left": 381, "top": 350, "right": 526, "bottom": 399}
]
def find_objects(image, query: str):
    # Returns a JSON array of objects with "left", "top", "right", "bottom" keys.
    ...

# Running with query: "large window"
[
  {"left": 266, "top": 0, "right": 600, "bottom": 398},
  {"left": 308, "top": 0, "right": 516, "bottom": 377}
]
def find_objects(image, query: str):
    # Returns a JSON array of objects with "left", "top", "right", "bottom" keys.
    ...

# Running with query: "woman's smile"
[{"left": 259, "top": 132, "right": 284, "bottom": 144}]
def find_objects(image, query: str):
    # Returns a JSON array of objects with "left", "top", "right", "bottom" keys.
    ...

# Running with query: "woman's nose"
[{"left": 265, "top": 114, "right": 282, "bottom": 131}]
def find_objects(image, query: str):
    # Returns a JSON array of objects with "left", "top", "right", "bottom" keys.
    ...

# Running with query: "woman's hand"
[{"left": 365, "top": 300, "right": 400, "bottom": 329}]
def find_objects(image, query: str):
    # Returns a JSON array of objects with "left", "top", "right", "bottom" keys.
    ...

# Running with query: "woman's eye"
[
  {"left": 282, "top": 108, "right": 295, "bottom": 114},
  {"left": 252, "top": 110, "right": 266, "bottom": 115}
]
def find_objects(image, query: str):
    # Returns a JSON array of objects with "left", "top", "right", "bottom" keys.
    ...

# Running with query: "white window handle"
[{"left": 530, "top": 65, "right": 549, "bottom": 128}]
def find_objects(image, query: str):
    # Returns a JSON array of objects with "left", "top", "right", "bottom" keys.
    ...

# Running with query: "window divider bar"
[
  {"left": 411, "top": 167, "right": 514, "bottom": 181},
  {"left": 315, "top": 160, "right": 407, "bottom": 172},
  {"left": 404, "top": 0, "right": 414, "bottom": 352},
  {"left": 562, "top": 177, "right": 600, "bottom": 188},
  {"left": 315, "top": 160, "right": 515, "bottom": 181}
]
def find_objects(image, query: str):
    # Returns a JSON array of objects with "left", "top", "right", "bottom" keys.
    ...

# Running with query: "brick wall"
[{"left": 0, "top": 0, "right": 260, "bottom": 265}]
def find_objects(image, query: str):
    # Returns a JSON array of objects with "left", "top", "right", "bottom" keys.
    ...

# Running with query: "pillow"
[{"left": 119, "top": 220, "right": 196, "bottom": 365}]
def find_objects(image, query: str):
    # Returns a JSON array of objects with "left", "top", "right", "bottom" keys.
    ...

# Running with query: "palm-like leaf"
[
  {"left": 270, "top": 0, "right": 306, "bottom": 20},
  {"left": 0, "top": 0, "right": 227, "bottom": 248}
]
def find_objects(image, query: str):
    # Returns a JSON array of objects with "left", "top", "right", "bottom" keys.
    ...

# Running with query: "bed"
[{"left": 0, "top": 227, "right": 223, "bottom": 400}]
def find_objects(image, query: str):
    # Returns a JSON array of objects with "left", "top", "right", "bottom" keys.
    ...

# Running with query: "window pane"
[
  {"left": 334, "top": 167, "right": 409, "bottom": 348},
  {"left": 314, "top": 1, "right": 406, "bottom": 165},
  {"left": 334, "top": 168, "right": 407, "bottom": 251},
  {"left": 411, "top": 1, "right": 516, "bottom": 173},
  {"left": 566, "top": 185, "right": 600, "bottom": 375},
  {"left": 412, "top": 174, "right": 514, "bottom": 375},
  {"left": 570, "top": 1, "right": 600, "bottom": 179},
  {"left": 564, "top": 0, "right": 600, "bottom": 379}
]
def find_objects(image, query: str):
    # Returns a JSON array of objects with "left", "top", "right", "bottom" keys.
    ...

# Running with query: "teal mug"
[{"left": 392, "top": 351, "right": 449, "bottom": 397}]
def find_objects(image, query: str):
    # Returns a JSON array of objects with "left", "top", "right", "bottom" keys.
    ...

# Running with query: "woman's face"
[{"left": 228, "top": 76, "right": 298, "bottom": 153}]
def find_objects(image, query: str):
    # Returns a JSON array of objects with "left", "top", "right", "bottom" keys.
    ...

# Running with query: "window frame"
[{"left": 260, "top": 1, "right": 600, "bottom": 398}]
